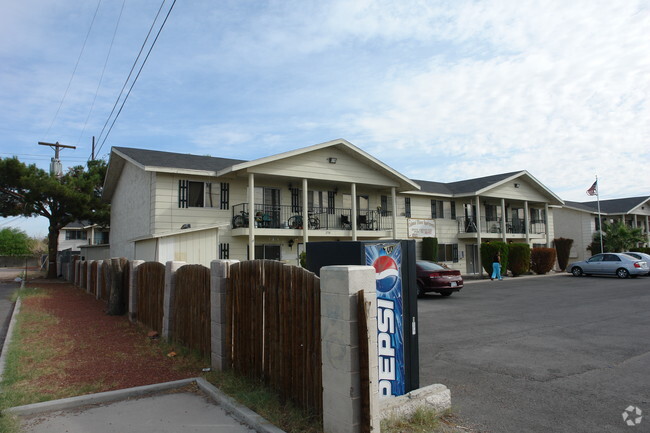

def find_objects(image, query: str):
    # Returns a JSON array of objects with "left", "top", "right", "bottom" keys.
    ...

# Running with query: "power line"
[
  {"left": 45, "top": 0, "right": 103, "bottom": 137},
  {"left": 76, "top": 0, "right": 127, "bottom": 147},
  {"left": 95, "top": 0, "right": 177, "bottom": 156},
  {"left": 92, "top": 0, "right": 168, "bottom": 160}
]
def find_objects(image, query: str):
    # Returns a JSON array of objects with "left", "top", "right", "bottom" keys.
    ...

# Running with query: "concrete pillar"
[
  {"left": 95, "top": 260, "right": 103, "bottom": 300},
  {"left": 545, "top": 203, "right": 551, "bottom": 247},
  {"left": 475, "top": 197, "right": 482, "bottom": 276},
  {"left": 391, "top": 187, "right": 398, "bottom": 237},
  {"left": 351, "top": 183, "right": 358, "bottom": 241},
  {"left": 524, "top": 200, "right": 530, "bottom": 245},
  {"left": 210, "top": 259, "right": 239, "bottom": 371},
  {"left": 501, "top": 198, "right": 507, "bottom": 242},
  {"left": 302, "top": 178, "right": 309, "bottom": 244},
  {"left": 129, "top": 260, "right": 144, "bottom": 323},
  {"left": 320, "top": 265, "right": 379, "bottom": 433},
  {"left": 248, "top": 173, "right": 255, "bottom": 260},
  {"left": 162, "top": 261, "right": 185, "bottom": 340}
]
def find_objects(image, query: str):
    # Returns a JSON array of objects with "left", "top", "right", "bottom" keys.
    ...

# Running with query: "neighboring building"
[
  {"left": 102, "top": 139, "right": 564, "bottom": 274},
  {"left": 58, "top": 221, "right": 110, "bottom": 252},
  {"left": 554, "top": 196, "right": 650, "bottom": 262}
]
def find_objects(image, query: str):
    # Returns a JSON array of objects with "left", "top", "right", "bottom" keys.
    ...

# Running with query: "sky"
[{"left": 1, "top": 0, "right": 649, "bottom": 237}]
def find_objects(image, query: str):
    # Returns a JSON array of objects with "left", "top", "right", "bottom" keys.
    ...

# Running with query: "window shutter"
[
  {"left": 405, "top": 197, "right": 411, "bottom": 218},
  {"left": 431, "top": 200, "right": 437, "bottom": 219},
  {"left": 179, "top": 180, "right": 188, "bottom": 208},
  {"left": 220, "top": 182, "right": 230, "bottom": 210},
  {"left": 291, "top": 188, "right": 300, "bottom": 212},
  {"left": 219, "top": 243, "right": 230, "bottom": 259},
  {"left": 452, "top": 244, "right": 459, "bottom": 263}
]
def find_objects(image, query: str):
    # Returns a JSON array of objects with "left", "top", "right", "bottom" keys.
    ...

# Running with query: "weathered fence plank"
[
  {"left": 173, "top": 264, "right": 211, "bottom": 356},
  {"left": 136, "top": 261, "right": 165, "bottom": 333}
]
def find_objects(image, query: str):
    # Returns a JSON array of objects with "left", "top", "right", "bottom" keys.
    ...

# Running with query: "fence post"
[
  {"left": 95, "top": 260, "right": 103, "bottom": 299},
  {"left": 210, "top": 259, "right": 239, "bottom": 371},
  {"left": 86, "top": 260, "right": 95, "bottom": 294},
  {"left": 129, "top": 260, "right": 144, "bottom": 323},
  {"left": 74, "top": 260, "right": 80, "bottom": 287},
  {"left": 162, "top": 261, "right": 185, "bottom": 340},
  {"left": 320, "top": 265, "right": 380, "bottom": 433}
]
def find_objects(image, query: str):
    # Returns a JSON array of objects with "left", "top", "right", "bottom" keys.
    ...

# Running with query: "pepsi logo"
[{"left": 373, "top": 255, "right": 399, "bottom": 293}]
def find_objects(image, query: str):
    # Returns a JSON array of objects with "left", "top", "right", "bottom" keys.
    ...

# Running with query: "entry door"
[{"left": 465, "top": 244, "right": 479, "bottom": 274}]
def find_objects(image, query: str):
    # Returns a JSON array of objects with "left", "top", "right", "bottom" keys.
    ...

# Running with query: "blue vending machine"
[{"left": 306, "top": 240, "right": 419, "bottom": 396}]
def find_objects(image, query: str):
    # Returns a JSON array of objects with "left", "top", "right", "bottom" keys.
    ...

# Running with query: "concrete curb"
[
  {"left": 0, "top": 297, "right": 20, "bottom": 384},
  {"left": 462, "top": 271, "right": 568, "bottom": 284}
]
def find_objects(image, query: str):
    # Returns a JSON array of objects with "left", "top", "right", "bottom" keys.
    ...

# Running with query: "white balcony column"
[
  {"left": 524, "top": 200, "right": 530, "bottom": 245},
  {"left": 633, "top": 214, "right": 638, "bottom": 228},
  {"left": 545, "top": 203, "right": 551, "bottom": 247},
  {"left": 646, "top": 216, "right": 650, "bottom": 245},
  {"left": 391, "top": 187, "right": 398, "bottom": 238},
  {"left": 351, "top": 183, "right": 358, "bottom": 241},
  {"left": 248, "top": 172, "right": 255, "bottom": 260},
  {"left": 501, "top": 198, "right": 507, "bottom": 242},
  {"left": 475, "top": 196, "right": 482, "bottom": 276},
  {"left": 302, "top": 178, "right": 309, "bottom": 245}
]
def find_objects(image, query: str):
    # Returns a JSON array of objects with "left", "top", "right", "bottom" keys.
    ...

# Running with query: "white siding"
[{"left": 483, "top": 179, "right": 549, "bottom": 202}]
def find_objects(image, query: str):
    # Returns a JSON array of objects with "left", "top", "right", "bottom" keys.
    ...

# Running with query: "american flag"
[{"left": 586, "top": 180, "right": 597, "bottom": 196}]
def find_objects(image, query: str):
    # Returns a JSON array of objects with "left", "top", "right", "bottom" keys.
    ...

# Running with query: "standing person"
[{"left": 491, "top": 252, "right": 503, "bottom": 280}]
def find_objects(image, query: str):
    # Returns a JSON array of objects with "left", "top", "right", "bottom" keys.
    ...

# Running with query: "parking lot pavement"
[{"left": 417, "top": 274, "right": 650, "bottom": 433}]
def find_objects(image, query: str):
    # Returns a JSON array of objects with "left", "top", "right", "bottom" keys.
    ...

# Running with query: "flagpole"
[{"left": 595, "top": 175, "right": 603, "bottom": 253}]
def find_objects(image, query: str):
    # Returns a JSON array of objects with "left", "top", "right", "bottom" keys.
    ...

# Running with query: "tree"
[
  {"left": 587, "top": 221, "right": 645, "bottom": 254},
  {"left": 0, "top": 227, "right": 34, "bottom": 256},
  {"left": 553, "top": 238, "right": 573, "bottom": 271},
  {"left": 0, "top": 157, "right": 109, "bottom": 278}
]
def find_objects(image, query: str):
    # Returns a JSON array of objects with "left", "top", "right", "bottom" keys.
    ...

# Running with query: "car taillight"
[
  {"left": 429, "top": 273, "right": 441, "bottom": 278},
  {"left": 634, "top": 262, "right": 641, "bottom": 268}
]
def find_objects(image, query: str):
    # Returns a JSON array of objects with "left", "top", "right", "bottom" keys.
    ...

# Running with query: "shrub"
[
  {"left": 480, "top": 242, "right": 508, "bottom": 276},
  {"left": 630, "top": 247, "right": 650, "bottom": 254},
  {"left": 553, "top": 238, "right": 574, "bottom": 271},
  {"left": 531, "top": 247, "right": 556, "bottom": 274},
  {"left": 508, "top": 243, "right": 531, "bottom": 276},
  {"left": 421, "top": 237, "right": 438, "bottom": 261}
]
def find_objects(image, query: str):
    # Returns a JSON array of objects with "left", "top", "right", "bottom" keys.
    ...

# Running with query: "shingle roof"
[
  {"left": 568, "top": 196, "right": 650, "bottom": 214},
  {"left": 411, "top": 179, "right": 453, "bottom": 195},
  {"left": 113, "top": 146, "right": 247, "bottom": 172},
  {"left": 443, "top": 171, "right": 522, "bottom": 194}
]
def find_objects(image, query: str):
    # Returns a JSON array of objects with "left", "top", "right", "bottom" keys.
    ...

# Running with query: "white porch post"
[
  {"left": 248, "top": 173, "right": 255, "bottom": 260},
  {"left": 524, "top": 200, "right": 530, "bottom": 245},
  {"left": 302, "top": 178, "right": 309, "bottom": 245},
  {"left": 351, "top": 183, "right": 358, "bottom": 241},
  {"left": 391, "top": 187, "right": 398, "bottom": 238},
  {"left": 646, "top": 216, "right": 650, "bottom": 246},
  {"left": 476, "top": 196, "right": 482, "bottom": 276},
  {"left": 545, "top": 203, "right": 551, "bottom": 247},
  {"left": 501, "top": 198, "right": 507, "bottom": 242}
]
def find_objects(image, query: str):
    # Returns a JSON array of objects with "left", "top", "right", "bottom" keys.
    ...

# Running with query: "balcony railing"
[
  {"left": 232, "top": 203, "right": 393, "bottom": 231},
  {"left": 457, "top": 217, "right": 546, "bottom": 235}
]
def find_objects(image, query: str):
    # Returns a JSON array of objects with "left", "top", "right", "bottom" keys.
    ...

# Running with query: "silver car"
[
  {"left": 623, "top": 252, "right": 650, "bottom": 275},
  {"left": 569, "top": 253, "right": 649, "bottom": 278}
]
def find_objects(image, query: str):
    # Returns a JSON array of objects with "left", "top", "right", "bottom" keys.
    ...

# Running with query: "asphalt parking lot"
[{"left": 417, "top": 273, "right": 650, "bottom": 433}]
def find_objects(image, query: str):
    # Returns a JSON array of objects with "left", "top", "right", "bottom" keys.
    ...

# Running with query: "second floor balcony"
[{"left": 457, "top": 216, "right": 547, "bottom": 238}]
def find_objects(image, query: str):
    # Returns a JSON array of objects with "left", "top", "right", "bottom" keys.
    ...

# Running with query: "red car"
[{"left": 416, "top": 260, "right": 463, "bottom": 297}]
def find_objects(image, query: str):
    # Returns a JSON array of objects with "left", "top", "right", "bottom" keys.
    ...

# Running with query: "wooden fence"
[
  {"left": 173, "top": 264, "right": 211, "bottom": 356},
  {"left": 100, "top": 261, "right": 110, "bottom": 302},
  {"left": 89, "top": 261, "right": 98, "bottom": 296},
  {"left": 227, "top": 260, "right": 322, "bottom": 419},
  {"left": 136, "top": 261, "right": 165, "bottom": 333}
]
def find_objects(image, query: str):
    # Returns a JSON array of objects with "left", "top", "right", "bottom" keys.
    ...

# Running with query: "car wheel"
[
  {"left": 439, "top": 291, "right": 453, "bottom": 297},
  {"left": 571, "top": 267, "right": 583, "bottom": 277},
  {"left": 616, "top": 268, "right": 630, "bottom": 279}
]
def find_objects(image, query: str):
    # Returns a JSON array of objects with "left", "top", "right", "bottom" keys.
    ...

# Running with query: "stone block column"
[
  {"left": 128, "top": 260, "right": 144, "bottom": 323},
  {"left": 162, "top": 261, "right": 185, "bottom": 340},
  {"left": 210, "top": 259, "right": 239, "bottom": 371},
  {"left": 95, "top": 260, "right": 103, "bottom": 300},
  {"left": 320, "top": 265, "right": 380, "bottom": 433}
]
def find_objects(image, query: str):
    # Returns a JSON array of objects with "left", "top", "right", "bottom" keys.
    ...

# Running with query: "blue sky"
[{"left": 1, "top": 0, "right": 649, "bottom": 237}]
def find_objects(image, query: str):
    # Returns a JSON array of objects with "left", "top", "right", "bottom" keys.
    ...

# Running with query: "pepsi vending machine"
[{"left": 306, "top": 240, "right": 419, "bottom": 396}]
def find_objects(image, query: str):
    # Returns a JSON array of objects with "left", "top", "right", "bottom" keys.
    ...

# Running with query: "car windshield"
[{"left": 417, "top": 261, "right": 445, "bottom": 271}]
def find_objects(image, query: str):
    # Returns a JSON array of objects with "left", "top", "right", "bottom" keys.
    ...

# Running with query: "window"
[
  {"left": 65, "top": 230, "right": 87, "bottom": 240},
  {"left": 219, "top": 243, "right": 230, "bottom": 259},
  {"left": 380, "top": 195, "right": 389, "bottom": 215},
  {"left": 94, "top": 232, "right": 109, "bottom": 244},
  {"left": 405, "top": 197, "right": 411, "bottom": 218},
  {"left": 327, "top": 191, "right": 336, "bottom": 214},
  {"left": 594, "top": 217, "right": 601, "bottom": 231},
  {"left": 437, "top": 243, "right": 459, "bottom": 262},
  {"left": 179, "top": 180, "right": 219, "bottom": 208},
  {"left": 450, "top": 201, "right": 456, "bottom": 219},
  {"left": 252, "top": 245, "right": 281, "bottom": 260},
  {"left": 431, "top": 200, "right": 444, "bottom": 219},
  {"left": 291, "top": 188, "right": 300, "bottom": 212}
]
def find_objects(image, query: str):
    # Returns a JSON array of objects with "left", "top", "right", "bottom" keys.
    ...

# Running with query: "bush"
[
  {"left": 630, "top": 247, "right": 650, "bottom": 254},
  {"left": 531, "top": 247, "right": 556, "bottom": 274},
  {"left": 508, "top": 243, "right": 531, "bottom": 276},
  {"left": 421, "top": 237, "right": 438, "bottom": 261},
  {"left": 553, "top": 238, "right": 574, "bottom": 271},
  {"left": 480, "top": 242, "right": 508, "bottom": 276}
]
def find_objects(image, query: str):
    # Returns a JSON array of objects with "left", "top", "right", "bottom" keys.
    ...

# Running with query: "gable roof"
[
  {"left": 565, "top": 196, "right": 650, "bottom": 215},
  {"left": 112, "top": 147, "right": 246, "bottom": 173}
]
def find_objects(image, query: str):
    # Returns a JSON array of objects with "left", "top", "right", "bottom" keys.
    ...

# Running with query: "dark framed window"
[
  {"left": 404, "top": 197, "right": 411, "bottom": 218},
  {"left": 291, "top": 188, "right": 300, "bottom": 212},
  {"left": 65, "top": 230, "right": 87, "bottom": 240},
  {"left": 380, "top": 195, "right": 389, "bottom": 215},
  {"left": 450, "top": 201, "right": 456, "bottom": 219},
  {"left": 327, "top": 191, "right": 336, "bottom": 214},
  {"left": 437, "top": 243, "right": 459, "bottom": 262},
  {"left": 431, "top": 200, "right": 443, "bottom": 219}
]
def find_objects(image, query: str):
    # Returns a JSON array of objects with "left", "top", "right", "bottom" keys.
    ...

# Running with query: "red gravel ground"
[{"left": 19, "top": 280, "right": 205, "bottom": 395}]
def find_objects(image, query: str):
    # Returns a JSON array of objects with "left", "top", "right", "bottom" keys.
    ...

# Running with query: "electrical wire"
[
  {"left": 76, "top": 0, "right": 127, "bottom": 147},
  {"left": 45, "top": 0, "right": 103, "bottom": 137},
  {"left": 95, "top": 0, "right": 177, "bottom": 157}
]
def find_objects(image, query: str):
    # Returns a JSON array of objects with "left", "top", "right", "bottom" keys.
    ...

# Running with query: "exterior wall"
[
  {"left": 134, "top": 238, "right": 157, "bottom": 262},
  {"left": 109, "top": 163, "right": 152, "bottom": 260},
  {"left": 57, "top": 233, "right": 88, "bottom": 252},
  {"left": 79, "top": 245, "right": 110, "bottom": 261},
  {"left": 157, "top": 229, "right": 219, "bottom": 266},
  {"left": 483, "top": 178, "right": 549, "bottom": 202},
  {"left": 553, "top": 207, "right": 594, "bottom": 262}
]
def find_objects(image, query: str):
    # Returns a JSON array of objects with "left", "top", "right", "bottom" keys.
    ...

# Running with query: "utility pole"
[
  {"left": 91, "top": 136, "right": 95, "bottom": 161},
  {"left": 38, "top": 141, "right": 76, "bottom": 177}
]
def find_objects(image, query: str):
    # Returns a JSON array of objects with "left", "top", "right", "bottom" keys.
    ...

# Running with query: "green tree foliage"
[
  {"left": 421, "top": 237, "right": 438, "bottom": 261},
  {"left": 587, "top": 221, "right": 645, "bottom": 254},
  {"left": 507, "top": 243, "right": 531, "bottom": 276},
  {"left": 531, "top": 247, "right": 556, "bottom": 274},
  {"left": 0, "top": 157, "right": 109, "bottom": 278},
  {"left": 480, "top": 241, "right": 509, "bottom": 276},
  {"left": 0, "top": 227, "right": 34, "bottom": 256},
  {"left": 553, "top": 238, "right": 573, "bottom": 271}
]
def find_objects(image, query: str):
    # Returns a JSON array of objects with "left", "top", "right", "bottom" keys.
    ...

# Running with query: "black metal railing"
[
  {"left": 232, "top": 203, "right": 393, "bottom": 231},
  {"left": 457, "top": 216, "right": 546, "bottom": 235}
]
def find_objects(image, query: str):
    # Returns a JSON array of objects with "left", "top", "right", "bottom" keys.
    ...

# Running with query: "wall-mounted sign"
[{"left": 407, "top": 218, "right": 436, "bottom": 239}]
